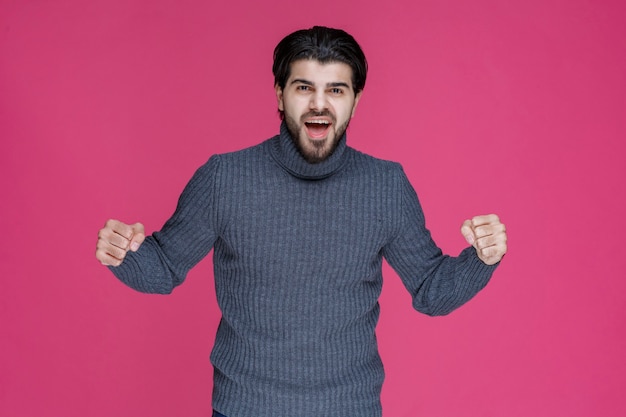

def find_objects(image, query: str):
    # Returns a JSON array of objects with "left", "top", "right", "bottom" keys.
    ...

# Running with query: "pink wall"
[{"left": 2, "top": 0, "right": 625, "bottom": 416}]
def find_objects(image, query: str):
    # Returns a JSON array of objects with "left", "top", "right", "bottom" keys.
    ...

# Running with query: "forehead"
[{"left": 287, "top": 59, "right": 354, "bottom": 87}]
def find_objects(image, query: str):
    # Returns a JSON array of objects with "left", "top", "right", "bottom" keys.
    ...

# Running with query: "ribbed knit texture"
[{"left": 110, "top": 122, "right": 497, "bottom": 417}]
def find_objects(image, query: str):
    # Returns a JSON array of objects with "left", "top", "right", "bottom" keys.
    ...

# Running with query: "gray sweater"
[{"left": 110, "top": 122, "right": 497, "bottom": 417}]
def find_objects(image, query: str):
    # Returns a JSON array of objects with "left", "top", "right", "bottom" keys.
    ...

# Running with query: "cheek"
[
  {"left": 333, "top": 99, "right": 357, "bottom": 119},
  {"left": 284, "top": 97, "right": 307, "bottom": 115},
  {"left": 336, "top": 106, "right": 354, "bottom": 123}
]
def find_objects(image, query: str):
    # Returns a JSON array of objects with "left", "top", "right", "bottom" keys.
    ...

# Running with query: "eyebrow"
[{"left": 290, "top": 79, "right": 352, "bottom": 89}]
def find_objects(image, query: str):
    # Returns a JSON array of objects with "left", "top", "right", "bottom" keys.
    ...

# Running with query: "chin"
[{"left": 300, "top": 137, "right": 338, "bottom": 163}]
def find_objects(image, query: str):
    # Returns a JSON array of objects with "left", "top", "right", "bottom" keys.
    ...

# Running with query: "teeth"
[{"left": 307, "top": 120, "right": 329, "bottom": 125}]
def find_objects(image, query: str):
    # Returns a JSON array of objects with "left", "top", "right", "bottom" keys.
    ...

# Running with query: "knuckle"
[
  {"left": 118, "top": 238, "right": 129, "bottom": 250},
  {"left": 475, "top": 226, "right": 487, "bottom": 238},
  {"left": 479, "top": 236, "right": 495, "bottom": 249},
  {"left": 95, "top": 249, "right": 110, "bottom": 262},
  {"left": 482, "top": 247, "right": 495, "bottom": 258}
]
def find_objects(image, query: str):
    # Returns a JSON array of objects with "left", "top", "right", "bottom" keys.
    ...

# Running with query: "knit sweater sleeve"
[
  {"left": 382, "top": 166, "right": 497, "bottom": 316},
  {"left": 108, "top": 155, "right": 221, "bottom": 294}
]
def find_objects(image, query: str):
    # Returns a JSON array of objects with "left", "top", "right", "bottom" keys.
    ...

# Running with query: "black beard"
[{"left": 284, "top": 114, "right": 350, "bottom": 164}]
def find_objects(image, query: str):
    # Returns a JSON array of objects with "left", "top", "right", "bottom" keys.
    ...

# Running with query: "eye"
[
  {"left": 296, "top": 85, "right": 311, "bottom": 91},
  {"left": 329, "top": 88, "right": 344, "bottom": 95}
]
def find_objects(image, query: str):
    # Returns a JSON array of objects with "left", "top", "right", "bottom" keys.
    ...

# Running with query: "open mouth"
[{"left": 304, "top": 120, "right": 332, "bottom": 139}]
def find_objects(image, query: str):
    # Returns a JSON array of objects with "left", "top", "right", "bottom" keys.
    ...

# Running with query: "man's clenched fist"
[
  {"left": 96, "top": 219, "right": 145, "bottom": 266},
  {"left": 461, "top": 214, "right": 507, "bottom": 265}
]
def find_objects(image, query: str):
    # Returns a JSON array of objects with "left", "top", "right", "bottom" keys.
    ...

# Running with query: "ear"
[
  {"left": 275, "top": 84, "right": 284, "bottom": 111},
  {"left": 351, "top": 90, "right": 363, "bottom": 118}
]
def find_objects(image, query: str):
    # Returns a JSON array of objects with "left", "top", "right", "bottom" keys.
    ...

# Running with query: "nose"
[{"left": 309, "top": 90, "right": 328, "bottom": 111}]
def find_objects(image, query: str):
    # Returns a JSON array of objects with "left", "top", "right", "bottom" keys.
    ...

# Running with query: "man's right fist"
[{"left": 96, "top": 219, "right": 145, "bottom": 266}]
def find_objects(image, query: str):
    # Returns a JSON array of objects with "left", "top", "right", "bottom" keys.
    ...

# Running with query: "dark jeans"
[{"left": 212, "top": 411, "right": 227, "bottom": 417}]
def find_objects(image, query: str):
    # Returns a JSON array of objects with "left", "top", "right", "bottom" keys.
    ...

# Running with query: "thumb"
[
  {"left": 129, "top": 222, "right": 146, "bottom": 252},
  {"left": 460, "top": 219, "right": 475, "bottom": 246}
]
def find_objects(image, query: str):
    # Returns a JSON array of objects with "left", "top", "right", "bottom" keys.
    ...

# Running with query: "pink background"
[{"left": 1, "top": 0, "right": 625, "bottom": 416}]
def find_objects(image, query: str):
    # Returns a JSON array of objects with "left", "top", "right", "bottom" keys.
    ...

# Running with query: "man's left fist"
[{"left": 461, "top": 214, "right": 507, "bottom": 265}]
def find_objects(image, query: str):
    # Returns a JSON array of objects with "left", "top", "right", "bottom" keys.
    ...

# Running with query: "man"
[{"left": 96, "top": 26, "right": 507, "bottom": 417}]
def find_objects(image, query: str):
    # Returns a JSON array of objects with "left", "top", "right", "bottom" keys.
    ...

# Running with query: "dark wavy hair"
[{"left": 272, "top": 26, "right": 368, "bottom": 96}]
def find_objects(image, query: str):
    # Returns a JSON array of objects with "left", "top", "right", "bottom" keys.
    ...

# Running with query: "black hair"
[{"left": 272, "top": 26, "right": 368, "bottom": 95}]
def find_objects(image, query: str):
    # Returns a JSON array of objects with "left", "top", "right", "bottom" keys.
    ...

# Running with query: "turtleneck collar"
[{"left": 268, "top": 121, "right": 350, "bottom": 180}]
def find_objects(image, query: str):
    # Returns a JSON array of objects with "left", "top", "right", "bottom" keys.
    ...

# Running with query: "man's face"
[{"left": 276, "top": 59, "right": 362, "bottom": 163}]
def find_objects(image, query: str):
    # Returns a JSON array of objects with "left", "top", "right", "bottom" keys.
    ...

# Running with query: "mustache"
[{"left": 300, "top": 111, "right": 336, "bottom": 123}]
